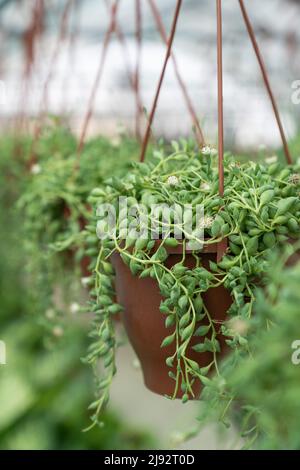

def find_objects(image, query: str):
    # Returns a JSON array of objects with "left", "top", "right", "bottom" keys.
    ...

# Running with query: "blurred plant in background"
[
  {"left": 197, "top": 244, "right": 300, "bottom": 450},
  {"left": 0, "top": 132, "right": 155, "bottom": 450},
  {"left": 16, "top": 123, "right": 141, "bottom": 339}
]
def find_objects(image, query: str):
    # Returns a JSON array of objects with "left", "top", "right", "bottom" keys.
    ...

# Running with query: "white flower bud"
[
  {"left": 70, "top": 302, "right": 80, "bottom": 314},
  {"left": 31, "top": 163, "right": 41, "bottom": 175},
  {"left": 167, "top": 175, "right": 179, "bottom": 186},
  {"left": 265, "top": 155, "right": 278, "bottom": 165}
]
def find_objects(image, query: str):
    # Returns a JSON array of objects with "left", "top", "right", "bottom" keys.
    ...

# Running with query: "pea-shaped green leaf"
[
  {"left": 161, "top": 332, "right": 176, "bottom": 348},
  {"left": 246, "top": 236, "right": 259, "bottom": 256},
  {"left": 260, "top": 189, "right": 275, "bottom": 206},
  {"left": 275, "top": 197, "right": 297, "bottom": 217},
  {"left": 195, "top": 324, "right": 211, "bottom": 336}
]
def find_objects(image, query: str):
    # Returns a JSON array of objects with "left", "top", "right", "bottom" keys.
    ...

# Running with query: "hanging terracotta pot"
[{"left": 111, "top": 242, "right": 232, "bottom": 398}]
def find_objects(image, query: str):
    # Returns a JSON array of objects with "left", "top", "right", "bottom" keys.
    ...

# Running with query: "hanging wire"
[
  {"left": 238, "top": 0, "right": 292, "bottom": 165},
  {"left": 15, "top": 0, "right": 45, "bottom": 134},
  {"left": 39, "top": 0, "right": 74, "bottom": 113},
  {"left": 139, "top": 0, "right": 183, "bottom": 163},
  {"left": 29, "top": 0, "right": 74, "bottom": 162},
  {"left": 216, "top": 0, "right": 224, "bottom": 197},
  {"left": 60, "top": 0, "right": 81, "bottom": 115},
  {"left": 148, "top": 0, "right": 205, "bottom": 147},
  {"left": 104, "top": 0, "right": 145, "bottom": 140},
  {"left": 77, "top": 0, "right": 119, "bottom": 154},
  {"left": 134, "top": 0, "right": 143, "bottom": 140},
  {"left": 216, "top": 0, "right": 228, "bottom": 261}
]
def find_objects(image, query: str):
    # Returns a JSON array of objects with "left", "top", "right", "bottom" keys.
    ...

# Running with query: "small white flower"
[
  {"left": 132, "top": 358, "right": 141, "bottom": 370},
  {"left": 201, "top": 145, "right": 217, "bottom": 156},
  {"left": 288, "top": 173, "right": 300, "bottom": 185},
  {"left": 81, "top": 276, "right": 91, "bottom": 287},
  {"left": 70, "top": 302, "right": 80, "bottom": 314},
  {"left": 52, "top": 326, "right": 64, "bottom": 338},
  {"left": 167, "top": 175, "right": 179, "bottom": 187},
  {"left": 170, "top": 431, "right": 185, "bottom": 448},
  {"left": 227, "top": 318, "right": 249, "bottom": 336},
  {"left": 31, "top": 163, "right": 41, "bottom": 175},
  {"left": 111, "top": 136, "right": 121, "bottom": 147},
  {"left": 265, "top": 155, "right": 278, "bottom": 165},
  {"left": 45, "top": 308, "right": 55, "bottom": 320},
  {"left": 199, "top": 215, "right": 214, "bottom": 229},
  {"left": 200, "top": 182, "right": 211, "bottom": 192},
  {"left": 229, "top": 161, "right": 241, "bottom": 170},
  {"left": 201, "top": 146, "right": 211, "bottom": 155}
]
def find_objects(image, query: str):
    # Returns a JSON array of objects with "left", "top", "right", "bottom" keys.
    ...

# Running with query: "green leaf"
[
  {"left": 194, "top": 295, "right": 203, "bottom": 313},
  {"left": 182, "top": 394, "right": 189, "bottom": 404},
  {"left": 263, "top": 232, "right": 276, "bottom": 248},
  {"left": 166, "top": 357, "right": 174, "bottom": 367},
  {"left": 165, "top": 314, "right": 175, "bottom": 329},
  {"left": 287, "top": 218, "right": 299, "bottom": 232},
  {"left": 178, "top": 295, "right": 189, "bottom": 310},
  {"left": 275, "top": 197, "right": 297, "bottom": 217},
  {"left": 194, "top": 324, "right": 211, "bottom": 336},
  {"left": 154, "top": 246, "right": 168, "bottom": 262},
  {"left": 108, "top": 304, "right": 123, "bottom": 314},
  {"left": 246, "top": 236, "right": 259, "bottom": 256},
  {"left": 188, "top": 360, "right": 200, "bottom": 373},
  {"left": 125, "top": 236, "right": 136, "bottom": 248},
  {"left": 229, "top": 242, "right": 241, "bottom": 256},
  {"left": 192, "top": 343, "right": 207, "bottom": 353},
  {"left": 159, "top": 302, "right": 170, "bottom": 314},
  {"left": 200, "top": 364, "right": 212, "bottom": 376},
  {"left": 139, "top": 267, "right": 152, "bottom": 279},
  {"left": 99, "top": 295, "right": 112, "bottom": 307},
  {"left": 221, "top": 223, "right": 230, "bottom": 236},
  {"left": 172, "top": 264, "right": 187, "bottom": 276},
  {"left": 193, "top": 338, "right": 215, "bottom": 353},
  {"left": 260, "top": 189, "right": 275, "bottom": 206},
  {"left": 102, "top": 261, "right": 114, "bottom": 275},
  {"left": 164, "top": 238, "right": 179, "bottom": 248},
  {"left": 211, "top": 220, "right": 221, "bottom": 238},
  {"left": 129, "top": 259, "right": 141, "bottom": 276},
  {"left": 181, "top": 323, "right": 194, "bottom": 341},
  {"left": 135, "top": 237, "right": 149, "bottom": 250},
  {"left": 199, "top": 375, "right": 212, "bottom": 387},
  {"left": 209, "top": 261, "right": 219, "bottom": 272},
  {"left": 179, "top": 311, "right": 191, "bottom": 329},
  {"left": 161, "top": 332, "right": 176, "bottom": 348}
]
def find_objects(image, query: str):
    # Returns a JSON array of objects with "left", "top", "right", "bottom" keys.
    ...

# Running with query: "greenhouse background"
[
  {"left": 1, "top": 0, "right": 300, "bottom": 145},
  {"left": 0, "top": 0, "right": 300, "bottom": 452}
]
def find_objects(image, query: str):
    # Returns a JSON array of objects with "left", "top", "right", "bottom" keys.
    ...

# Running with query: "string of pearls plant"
[{"left": 83, "top": 140, "right": 300, "bottom": 428}]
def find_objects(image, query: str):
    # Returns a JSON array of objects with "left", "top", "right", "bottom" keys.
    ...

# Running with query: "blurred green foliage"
[
  {"left": 197, "top": 245, "right": 300, "bottom": 450},
  {"left": 226, "top": 247, "right": 300, "bottom": 449},
  {"left": 0, "top": 131, "right": 155, "bottom": 450}
]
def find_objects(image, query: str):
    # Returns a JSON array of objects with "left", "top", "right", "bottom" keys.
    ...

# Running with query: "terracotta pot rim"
[
  {"left": 118, "top": 238, "right": 227, "bottom": 255},
  {"left": 153, "top": 239, "right": 221, "bottom": 254}
]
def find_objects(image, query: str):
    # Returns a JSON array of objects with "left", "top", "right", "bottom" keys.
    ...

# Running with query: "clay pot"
[{"left": 111, "top": 243, "right": 232, "bottom": 398}]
